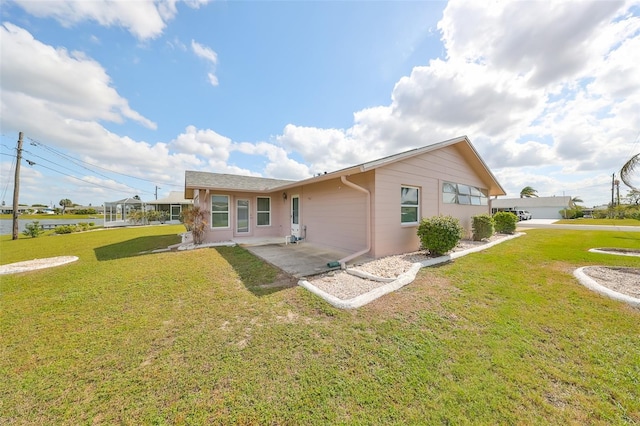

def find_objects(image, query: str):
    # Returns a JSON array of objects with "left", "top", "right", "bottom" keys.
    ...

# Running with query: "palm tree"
[
  {"left": 181, "top": 206, "right": 208, "bottom": 245},
  {"left": 570, "top": 196, "right": 583, "bottom": 207},
  {"left": 59, "top": 198, "right": 73, "bottom": 215},
  {"left": 519, "top": 186, "right": 538, "bottom": 198},
  {"left": 620, "top": 152, "right": 639, "bottom": 190}
]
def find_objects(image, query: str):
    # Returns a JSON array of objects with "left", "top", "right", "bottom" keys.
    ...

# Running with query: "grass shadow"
[
  {"left": 215, "top": 246, "right": 297, "bottom": 297},
  {"left": 94, "top": 235, "right": 179, "bottom": 261},
  {"left": 613, "top": 235, "right": 640, "bottom": 242}
]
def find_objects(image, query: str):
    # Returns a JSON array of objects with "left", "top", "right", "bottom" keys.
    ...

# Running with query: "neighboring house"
[
  {"left": 0, "top": 205, "right": 30, "bottom": 215},
  {"left": 491, "top": 196, "right": 572, "bottom": 219},
  {"left": 146, "top": 191, "right": 193, "bottom": 223},
  {"left": 185, "top": 136, "right": 506, "bottom": 259}
]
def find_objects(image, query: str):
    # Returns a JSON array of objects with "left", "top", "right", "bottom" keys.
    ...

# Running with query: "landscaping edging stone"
[
  {"left": 299, "top": 233, "right": 524, "bottom": 309},
  {"left": 573, "top": 267, "right": 640, "bottom": 308},
  {"left": 588, "top": 248, "right": 640, "bottom": 257}
]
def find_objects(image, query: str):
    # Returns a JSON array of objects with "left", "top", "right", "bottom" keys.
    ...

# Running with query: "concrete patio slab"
[{"left": 243, "top": 242, "right": 374, "bottom": 278}]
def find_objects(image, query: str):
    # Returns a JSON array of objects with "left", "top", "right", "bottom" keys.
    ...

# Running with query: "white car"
[{"left": 515, "top": 210, "right": 532, "bottom": 220}]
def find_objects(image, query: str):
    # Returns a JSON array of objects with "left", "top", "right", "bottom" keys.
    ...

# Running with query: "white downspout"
[{"left": 338, "top": 175, "right": 371, "bottom": 269}]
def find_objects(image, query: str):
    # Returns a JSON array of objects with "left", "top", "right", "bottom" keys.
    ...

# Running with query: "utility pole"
[
  {"left": 12, "top": 132, "right": 23, "bottom": 240},
  {"left": 155, "top": 185, "right": 161, "bottom": 200},
  {"left": 611, "top": 173, "right": 615, "bottom": 207}
]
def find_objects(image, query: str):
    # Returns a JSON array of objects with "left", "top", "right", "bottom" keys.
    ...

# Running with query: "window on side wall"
[
  {"left": 442, "top": 181, "right": 488, "bottom": 205},
  {"left": 211, "top": 195, "right": 229, "bottom": 228},
  {"left": 401, "top": 186, "right": 419, "bottom": 225},
  {"left": 257, "top": 197, "right": 271, "bottom": 226}
]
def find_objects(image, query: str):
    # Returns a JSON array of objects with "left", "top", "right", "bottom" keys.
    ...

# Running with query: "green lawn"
[
  {"left": 554, "top": 218, "right": 640, "bottom": 226},
  {"left": 1, "top": 227, "right": 639, "bottom": 424}
]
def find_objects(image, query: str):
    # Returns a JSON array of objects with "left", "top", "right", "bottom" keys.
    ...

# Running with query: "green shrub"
[
  {"left": 417, "top": 215, "right": 463, "bottom": 256},
  {"left": 22, "top": 221, "right": 44, "bottom": 238},
  {"left": 73, "top": 208, "right": 97, "bottom": 215},
  {"left": 54, "top": 225, "right": 76, "bottom": 234},
  {"left": 472, "top": 214, "right": 494, "bottom": 241},
  {"left": 148, "top": 210, "right": 169, "bottom": 223},
  {"left": 127, "top": 210, "right": 146, "bottom": 224},
  {"left": 559, "top": 208, "right": 584, "bottom": 219},
  {"left": 493, "top": 211, "right": 518, "bottom": 234}
]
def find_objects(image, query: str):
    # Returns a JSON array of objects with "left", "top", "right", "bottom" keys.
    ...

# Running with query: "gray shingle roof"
[{"left": 185, "top": 171, "right": 294, "bottom": 192}]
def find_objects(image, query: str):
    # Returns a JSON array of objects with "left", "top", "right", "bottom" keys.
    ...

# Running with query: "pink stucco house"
[{"left": 184, "top": 136, "right": 506, "bottom": 260}]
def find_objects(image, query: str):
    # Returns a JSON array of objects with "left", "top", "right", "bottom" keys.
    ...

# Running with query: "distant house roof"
[
  {"left": 185, "top": 136, "right": 506, "bottom": 198},
  {"left": 491, "top": 196, "right": 572, "bottom": 208},
  {"left": 147, "top": 191, "right": 193, "bottom": 205}
]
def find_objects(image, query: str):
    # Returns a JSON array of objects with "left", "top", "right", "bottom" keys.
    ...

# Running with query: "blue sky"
[{"left": 1, "top": 0, "right": 639, "bottom": 209}]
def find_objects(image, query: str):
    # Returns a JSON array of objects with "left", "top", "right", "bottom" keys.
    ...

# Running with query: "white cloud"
[
  {"left": 0, "top": 23, "right": 156, "bottom": 130},
  {"left": 191, "top": 40, "right": 219, "bottom": 86},
  {"left": 10, "top": 0, "right": 177, "bottom": 40},
  {"left": 191, "top": 40, "right": 218, "bottom": 64},
  {"left": 170, "top": 126, "right": 231, "bottom": 160},
  {"left": 438, "top": 0, "right": 626, "bottom": 86},
  {"left": 235, "top": 142, "right": 311, "bottom": 180},
  {"left": 183, "top": 0, "right": 211, "bottom": 8}
]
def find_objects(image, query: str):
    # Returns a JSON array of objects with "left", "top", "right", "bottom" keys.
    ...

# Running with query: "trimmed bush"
[
  {"left": 559, "top": 208, "right": 584, "bottom": 219},
  {"left": 54, "top": 225, "right": 76, "bottom": 234},
  {"left": 73, "top": 208, "right": 98, "bottom": 215},
  {"left": 493, "top": 211, "right": 518, "bottom": 234},
  {"left": 472, "top": 214, "right": 494, "bottom": 241},
  {"left": 417, "top": 215, "right": 463, "bottom": 256}
]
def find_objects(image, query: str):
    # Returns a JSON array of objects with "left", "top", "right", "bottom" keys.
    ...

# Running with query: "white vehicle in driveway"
[{"left": 515, "top": 210, "right": 532, "bottom": 221}]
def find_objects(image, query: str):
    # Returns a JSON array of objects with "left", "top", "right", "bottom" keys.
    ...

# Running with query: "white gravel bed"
[
  {"left": 305, "top": 234, "right": 520, "bottom": 306},
  {"left": 0, "top": 256, "right": 79, "bottom": 275},
  {"left": 581, "top": 267, "right": 640, "bottom": 299},
  {"left": 310, "top": 271, "right": 389, "bottom": 300}
]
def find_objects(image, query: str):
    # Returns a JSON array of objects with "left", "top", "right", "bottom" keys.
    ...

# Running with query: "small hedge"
[
  {"left": 559, "top": 208, "right": 584, "bottom": 219},
  {"left": 493, "top": 211, "right": 518, "bottom": 234},
  {"left": 417, "top": 215, "right": 463, "bottom": 256},
  {"left": 472, "top": 214, "right": 494, "bottom": 241},
  {"left": 54, "top": 222, "right": 94, "bottom": 234}
]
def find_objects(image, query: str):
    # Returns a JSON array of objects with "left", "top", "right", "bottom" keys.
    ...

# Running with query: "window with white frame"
[
  {"left": 401, "top": 186, "right": 419, "bottom": 224},
  {"left": 211, "top": 195, "right": 229, "bottom": 228},
  {"left": 256, "top": 197, "right": 271, "bottom": 226},
  {"left": 442, "top": 181, "right": 488, "bottom": 205}
]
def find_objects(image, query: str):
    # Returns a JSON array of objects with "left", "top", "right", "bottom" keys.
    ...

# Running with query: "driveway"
[{"left": 517, "top": 219, "right": 640, "bottom": 232}]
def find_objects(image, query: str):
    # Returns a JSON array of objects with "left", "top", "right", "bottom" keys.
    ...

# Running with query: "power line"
[
  {"left": 26, "top": 136, "right": 182, "bottom": 188},
  {"left": 23, "top": 148, "right": 117, "bottom": 183},
  {"left": 1, "top": 152, "right": 16, "bottom": 203},
  {"left": 24, "top": 159, "right": 154, "bottom": 195}
]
